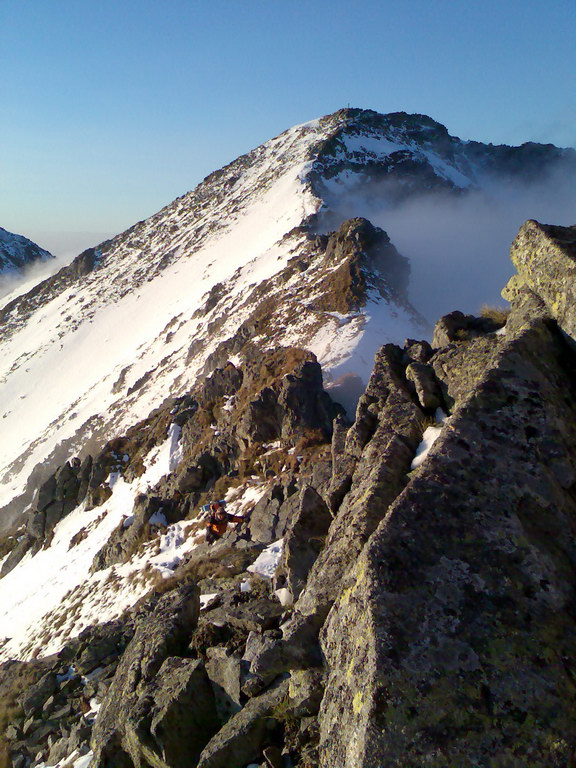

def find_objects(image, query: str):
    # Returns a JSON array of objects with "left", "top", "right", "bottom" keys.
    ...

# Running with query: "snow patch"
[
  {"left": 411, "top": 409, "right": 448, "bottom": 470},
  {"left": 248, "top": 539, "right": 283, "bottom": 578}
]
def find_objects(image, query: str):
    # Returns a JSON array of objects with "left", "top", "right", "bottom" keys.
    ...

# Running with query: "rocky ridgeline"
[{"left": 1, "top": 219, "right": 576, "bottom": 767}]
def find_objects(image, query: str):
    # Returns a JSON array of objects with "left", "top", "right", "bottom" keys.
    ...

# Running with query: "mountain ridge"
[{"left": 0, "top": 108, "right": 573, "bottom": 532}]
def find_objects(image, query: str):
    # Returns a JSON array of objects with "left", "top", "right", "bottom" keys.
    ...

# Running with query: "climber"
[{"left": 205, "top": 500, "right": 245, "bottom": 544}]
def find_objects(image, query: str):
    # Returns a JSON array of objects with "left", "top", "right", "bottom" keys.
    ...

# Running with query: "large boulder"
[
  {"left": 144, "top": 657, "right": 219, "bottom": 767},
  {"left": 432, "top": 309, "right": 502, "bottom": 348},
  {"left": 503, "top": 220, "right": 576, "bottom": 338},
  {"left": 197, "top": 679, "right": 288, "bottom": 768},
  {"left": 91, "top": 584, "right": 203, "bottom": 767}
]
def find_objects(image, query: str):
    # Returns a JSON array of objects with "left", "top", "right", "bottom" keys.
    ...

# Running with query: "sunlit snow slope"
[{"left": 0, "top": 108, "right": 573, "bottom": 527}]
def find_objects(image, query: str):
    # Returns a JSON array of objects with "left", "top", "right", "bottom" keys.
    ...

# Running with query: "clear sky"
[{"left": 1, "top": 0, "right": 574, "bottom": 256}]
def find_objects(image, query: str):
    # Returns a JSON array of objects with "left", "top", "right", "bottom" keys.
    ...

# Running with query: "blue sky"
[{"left": 1, "top": 0, "right": 574, "bottom": 255}]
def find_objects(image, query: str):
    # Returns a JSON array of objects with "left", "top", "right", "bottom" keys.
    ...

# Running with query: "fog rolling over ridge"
[{"left": 323, "top": 165, "right": 576, "bottom": 325}]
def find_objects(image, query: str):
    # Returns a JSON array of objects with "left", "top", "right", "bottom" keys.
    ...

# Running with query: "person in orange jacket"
[{"left": 205, "top": 501, "right": 244, "bottom": 544}]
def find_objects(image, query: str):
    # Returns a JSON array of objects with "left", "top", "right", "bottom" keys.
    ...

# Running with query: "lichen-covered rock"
[
  {"left": 432, "top": 309, "right": 502, "bottom": 347},
  {"left": 318, "top": 317, "right": 576, "bottom": 767},
  {"left": 503, "top": 220, "right": 576, "bottom": 338},
  {"left": 405, "top": 360, "right": 443, "bottom": 410},
  {"left": 431, "top": 334, "right": 502, "bottom": 410}
]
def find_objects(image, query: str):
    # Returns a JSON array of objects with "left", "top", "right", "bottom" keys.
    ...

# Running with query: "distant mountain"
[{"left": 0, "top": 226, "right": 53, "bottom": 278}]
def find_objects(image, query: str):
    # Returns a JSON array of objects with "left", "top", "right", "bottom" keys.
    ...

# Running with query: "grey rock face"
[
  {"left": 205, "top": 647, "right": 243, "bottom": 723},
  {"left": 275, "top": 486, "right": 332, "bottom": 601},
  {"left": 91, "top": 585, "right": 201, "bottom": 767},
  {"left": 18, "top": 672, "right": 58, "bottom": 717},
  {"left": 146, "top": 657, "right": 219, "bottom": 767},
  {"left": 405, "top": 360, "right": 443, "bottom": 410},
  {"left": 318, "top": 313, "right": 576, "bottom": 767},
  {"left": 197, "top": 679, "right": 288, "bottom": 768}
]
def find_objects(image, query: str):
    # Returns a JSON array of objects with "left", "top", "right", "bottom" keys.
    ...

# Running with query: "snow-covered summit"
[{"left": 0, "top": 108, "right": 572, "bottom": 530}]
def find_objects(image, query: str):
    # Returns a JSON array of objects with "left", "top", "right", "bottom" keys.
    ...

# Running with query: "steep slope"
[
  {"left": 2, "top": 221, "right": 576, "bottom": 768},
  {"left": 0, "top": 108, "right": 573, "bottom": 538}
]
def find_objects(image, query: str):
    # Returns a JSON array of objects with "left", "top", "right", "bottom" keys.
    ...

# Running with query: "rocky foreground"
[{"left": 2, "top": 219, "right": 576, "bottom": 767}]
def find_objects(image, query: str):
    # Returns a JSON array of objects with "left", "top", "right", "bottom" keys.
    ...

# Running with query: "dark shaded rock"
[
  {"left": 197, "top": 679, "right": 288, "bottom": 768},
  {"left": 91, "top": 584, "right": 200, "bottom": 767},
  {"left": 236, "top": 357, "right": 343, "bottom": 447},
  {"left": 275, "top": 486, "right": 332, "bottom": 602},
  {"left": 144, "top": 657, "right": 219, "bottom": 768},
  {"left": 19, "top": 672, "right": 57, "bottom": 717},
  {"left": 277, "top": 359, "right": 342, "bottom": 441},
  {"left": 327, "top": 414, "right": 353, "bottom": 514},
  {"left": 202, "top": 362, "right": 243, "bottom": 403},
  {"left": 238, "top": 387, "right": 281, "bottom": 444},
  {"left": 0, "top": 533, "right": 34, "bottom": 577},
  {"left": 263, "top": 744, "right": 283, "bottom": 768},
  {"left": 74, "top": 618, "right": 134, "bottom": 675},
  {"left": 432, "top": 309, "right": 501, "bottom": 347}
]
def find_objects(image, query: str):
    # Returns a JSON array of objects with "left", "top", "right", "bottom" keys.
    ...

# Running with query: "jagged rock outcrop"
[
  {"left": 431, "top": 308, "right": 504, "bottom": 347},
  {"left": 319, "top": 308, "right": 576, "bottom": 765},
  {"left": 503, "top": 219, "right": 576, "bottom": 337},
  {"left": 275, "top": 486, "right": 332, "bottom": 602},
  {"left": 311, "top": 217, "right": 411, "bottom": 312},
  {"left": 313, "top": 223, "right": 576, "bottom": 766},
  {"left": 245, "top": 344, "right": 427, "bottom": 682},
  {"left": 91, "top": 585, "right": 205, "bottom": 767}
]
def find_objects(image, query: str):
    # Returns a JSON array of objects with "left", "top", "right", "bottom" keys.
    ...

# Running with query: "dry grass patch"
[
  {"left": 480, "top": 303, "right": 510, "bottom": 326},
  {"left": 0, "top": 660, "right": 48, "bottom": 763}
]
